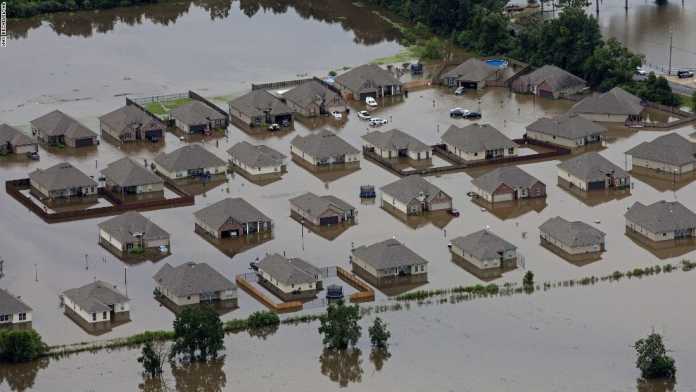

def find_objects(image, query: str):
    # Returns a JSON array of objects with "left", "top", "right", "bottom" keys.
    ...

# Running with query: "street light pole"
[{"left": 668, "top": 30, "right": 673, "bottom": 76}]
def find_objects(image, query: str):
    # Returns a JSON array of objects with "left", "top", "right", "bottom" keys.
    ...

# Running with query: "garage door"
[
  {"left": 221, "top": 229, "right": 239, "bottom": 238},
  {"left": 538, "top": 89, "right": 554, "bottom": 99},
  {"left": 320, "top": 216, "right": 339, "bottom": 226},
  {"left": 587, "top": 181, "right": 606, "bottom": 190},
  {"left": 74, "top": 138, "right": 94, "bottom": 148},
  {"left": 360, "top": 92, "right": 377, "bottom": 100},
  {"left": 493, "top": 192, "right": 513, "bottom": 203},
  {"left": 460, "top": 81, "right": 478, "bottom": 89}
]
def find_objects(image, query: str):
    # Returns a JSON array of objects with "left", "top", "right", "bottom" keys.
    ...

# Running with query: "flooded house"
[
  {"left": 228, "top": 89, "right": 294, "bottom": 128},
  {"left": 449, "top": 229, "right": 517, "bottom": 270},
  {"left": 194, "top": 197, "right": 273, "bottom": 239},
  {"left": 283, "top": 78, "right": 347, "bottom": 117},
  {"left": 351, "top": 238, "right": 428, "bottom": 287},
  {"left": 361, "top": 128, "right": 431, "bottom": 160},
  {"left": 570, "top": 87, "right": 645, "bottom": 123},
  {"left": 539, "top": 216, "right": 606, "bottom": 257},
  {"left": 557, "top": 152, "right": 630, "bottom": 191},
  {"left": 257, "top": 254, "right": 322, "bottom": 301},
  {"left": 442, "top": 123, "right": 518, "bottom": 162},
  {"left": 98, "top": 211, "right": 170, "bottom": 258},
  {"left": 170, "top": 100, "right": 228, "bottom": 134},
  {"left": 0, "top": 123, "right": 38, "bottom": 156},
  {"left": 625, "top": 201, "right": 696, "bottom": 242},
  {"left": 440, "top": 58, "right": 499, "bottom": 89},
  {"left": 29, "top": 162, "right": 98, "bottom": 201},
  {"left": 471, "top": 166, "right": 546, "bottom": 203},
  {"left": 525, "top": 113, "right": 608, "bottom": 149},
  {"left": 381, "top": 175, "right": 452, "bottom": 215},
  {"left": 61, "top": 281, "right": 130, "bottom": 333},
  {"left": 625, "top": 133, "right": 696, "bottom": 175},
  {"left": 227, "top": 141, "right": 287, "bottom": 178},
  {"left": 290, "top": 129, "right": 360, "bottom": 167},
  {"left": 334, "top": 63, "right": 403, "bottom": 100},
  {"left": 0, "top": 288, "right": 32, "bottom": 329},
  {"left": 99, "top": 104, "right": 166, "bottom": 143},
  {"left": 289, "top": 192, "right": 356, "bottom": 226},
  {"left": 153, "top": 144, "right": 227, "bottom": 180},
  {"left": 512, "top": 64, "right": 587, "bottom": 99},
  {"left": 153, "top": 262, "right": 237, "bottom": 308},
  {"left": 101, "top": 157, "right": 164, "bottom": 196},
  {"left": 30, "top": 110, "right": 98, "bottom": 148}
]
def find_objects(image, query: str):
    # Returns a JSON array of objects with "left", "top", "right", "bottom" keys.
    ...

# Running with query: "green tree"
[
  {"left": 0, "top": 329, "right": 47, "bottom": 363},
  {"left": 634, "top": 332, "right": 676, "bottom": 379},
  {"left": 691, "top": 91, "right": 696, "bottom": 112},
  {"left": 318, "top": 300, "right": 362, "bottom": 350},
  {"left": 138, "top": 340, "right": 166, "bottom": 378},
  {"left": 583, "top": 38, "right": 643, "bottom": 91},
  {"left": 523, "top": 270, "right": 535, "bottom": 291},
  {"left": 368, "top": 317, "right": 391, "bottom": 349},
  {"left": 456, "top": 6, "right": 513, "bottom": 55},
  {"left": 247, "top": 311, "right": 280, "bottom": 329},
  {"left": 623, "top": 73, "right": 679, "bottom": 107},
  {"left": 169, "top": 306, "right": 224, "bottom": 363},
  {"left": 415, "top": 37, "right": 445, "bottom": 60}
]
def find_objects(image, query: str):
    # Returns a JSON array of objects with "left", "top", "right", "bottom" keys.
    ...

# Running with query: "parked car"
[
  {"left": 365, "top": 96, "right": 378, "bottom": 107},
  {"left": 358, "top": 110, "right": 371, "bottom": 120},
  {"left": 454, "top": 86, "right": 466, "bottom": 95},
  {"left": 448, "top": 208, "right": 460, "bottom": 217},
  {"left": 269, "top": 123, "right": 281, "bottom": 131},
  {"left": 635, "top": 67, "right": 648, "bottom": 76},
  {"left": 369, "top": 117, "right": 388, "bottom": 127},
  {"left": 332, "top": 111, "right": 343, "bottom": 119},
  {"left": 463, "top": 111, "right": 482, "bottom": 119},
  {"left": 677, "top": 70, "right": 694, "bottom": 79}
]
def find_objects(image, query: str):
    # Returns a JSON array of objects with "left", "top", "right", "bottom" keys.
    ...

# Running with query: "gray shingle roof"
[
  {"left": 99, "top": 105, "right": 165, "bottom": 137},
  {"left": 335, "top": 64, "right": 401, "bottom": 94},
  {"left": 154, "top": 144, "right": 226, "bottom": 173},
  {"left": 570, "top": 87, "right": 644, "bottom": 116},
  {"left": 557, "top": 152, "right": 628, "bottom": 182},
  {"left": 471, "top": 166, "right": 544, "bottom": 193},
  {"left": 352, "top": 238, "right": 428, "bottom": 270},
  {"left": 442, "top": 123, "right": 517, "bottom": 153},
  {"left": 154, "top": 262, "right": 236, "bottom": 298},
  {"left": 291, "top": 129, "right": 359, "bottom": 160},
  {"left": 625, "top": 201, "right": 696, "bottom": 233},
  {"left": 228, "top": 89, "right": 292, "bottom": 117},
  {"left": 380, "top": 175, "right": 450, "bottom": 204},
  {"left": 517, "top": 65, "right": 586, "bottom": 92},
  {"left": 283, "top": 79, "right": 344, "bottom": 110},
  {"left": 0, "top": 288, "right": 32, "bottom": 314},
  {"left": 29, "top": 162, "right": 97, "bottom": 192},
  {"left": 441, "top": 59, "right": 498, "bottom": 82},
  {"left": 101, "top": 157, "right": 163, "bottom": 188},
  {"left": 30, "top": 110, "right": 97, "bottom": 139},
  {"left": 98, "top": 211, "right": 170, "bottom": 245},
  {"left": 170, "top": 101, "right": 226, "bottom": 126},
  {"left": 625, "top": 133, "right": 696, "bottom": 167},
  {"left": 289, "top": 192, "right": 355, "bottom": 219},
  {"left": 539, "top": 217, "right": 605, "bottom": 247},
  {"left": 62, "top": 281, "right": 129, "bottom": 313},
  {"left": 0, "top": 123, "right": 35, "bottom": 147},
  {"left": 451, "top": 230, "right": 517, "bottom": 260},
  {"left": 194, "top": 197, "right": 272, "bottom": 229},
  {"left": 361, "top": 128, "right": 429, "bottom": 153},
  {"left": 258, "top": 254, "right": 319, "bottom": 286},
  {"left": 526, "top": 113, "right": 607, "bottom": 139},
  {"left": 227, "top": 141, "right": 286, "bottom": 168}
]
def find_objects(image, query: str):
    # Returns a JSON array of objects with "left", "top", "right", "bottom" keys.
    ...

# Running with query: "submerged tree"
[
  {"left": 318, "top": 300, "right": 362, "bottom": 350},
  {"left": 169, "top": 306, "right": 225, "bottom": 363},
  {"left": 0, "top": 329, "right": 47, "bottom": 363},
  {"left": 634, "top": 332, "right": 676, "bottom": 379},
  {"left": 138, "top": 340, "right": 167, "bottom": 378},
  {"left": 368, "top": 317, "right": 391, "bottom": 349},
  {"left": 523, "top": 270, "right": 535, "bottom": 292}
]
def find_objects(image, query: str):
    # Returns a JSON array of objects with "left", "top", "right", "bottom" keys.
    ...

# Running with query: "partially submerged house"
[
  {"left": 361, "top": 128, "right": 431, "bottom": 160},
  {"left": 440, "top": 58, "right": 499, "bottom": 89},
  {"left": 153, "top": 144, "right": 227, "bottom": 180},
  {"left": 539, "top": 216, "right": 606, "bottom": 256},
  {"left": 525, "top": 113, "right": 608, "bottom": 149},
  {"left": 512, "top": 65, "right": 587, "bottom": 98},
  {"left": 170, "top": 100, "right": 228, "bottom": 134},
  {"left": 625, "top": 133, "right": 696, "bottom": 175},
  {"left": 289, "top": 192, "right": 356, "bottom": 226},
  {"left": 290, "top": 129, "right": 360, "bottom": 167},
  {"left": 29, "top": 162, "right": 98, "bottom": 201},
  {"left": 442, "top": 124, "right": 518, "bottom": 161},
  {"left": 380, "top": 175, "right": 452, "bottom": 215},
  {"left": 471, "top": 166, "right": 546, "bottom": 203},
  {"left": 62, "top": 281, "right": 130, "bottom": 331},
  {"left": 557, "top": 152, "right": 630, "bottom": 191},
  {"left": 283, "top": 78, "right": 347, "bottom": 117},
  {"left": 101, "top": 157, "right": 164, "bottom": 196},
  {"left": 0, "top": 123, "right": 38, "bottom": 155},
  {"left": 194, "top": 197, "right": 272, "bottom": 239},
  {"left": 351, "top": 238, "right": 428, "bottom": 286},
  {"left": 154, "top": 262, "right": 237, "bottom": 307},
  {"left": 570, "top": 87, "right": 645, "bottom": 123},
  {"left": 334, "top": 64, "right": 403, "bottom": 100},
  {"left": 0, "top": 288, "right": 32, "bottom": 328},
  {"left": 30, "top": 110, "right": 98, "bottom": 148},
  {"left": 257, "top": 254, "right": 322, "bottom": 301},
  {"left": 99, "top": 105, "right": 166, "bottom": 143},
  {"left": 625, "top": 201, "right": 696, "bottom": 242},
  {"left": 98, "top": 211, "right": 170, "bottom": 257},
  {"left": 227, "top": 141, "right": 287, "bottom": 177},
  {"left": 228, "top": 89, "right": 294, "bottom": 128},
  {"left": 450, "top": 230, "right": 517, "bottom": 270}
]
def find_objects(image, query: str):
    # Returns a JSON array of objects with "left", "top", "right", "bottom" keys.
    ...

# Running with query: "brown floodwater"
[{"left": 2, "top": 0, "right": 696, "bottom": 390}]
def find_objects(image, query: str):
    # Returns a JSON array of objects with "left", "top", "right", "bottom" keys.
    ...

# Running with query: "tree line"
[{"left": 5, "top": 0, "right": 160, "bottom": 18}]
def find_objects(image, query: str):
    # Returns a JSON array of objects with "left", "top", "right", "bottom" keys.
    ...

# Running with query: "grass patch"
[
  {"left": 145, "top": 98, "right": 193, "bottom": 116},
  {"left": 372, "top": 47, "right": 418, "bottom": 65}
]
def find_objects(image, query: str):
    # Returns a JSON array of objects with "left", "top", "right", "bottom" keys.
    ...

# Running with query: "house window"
[
  {"left": 92, "top": 313, "right": 96, "bottom": 321},
  {"left": 0, "top": 314, "right": 9, "bottom": 322},
  {"left": 508, "top": 148, "right": 514, "bottom": 154},
  {"left": 19, "top": 313, "right": 26, "bottom": 321},
  {"left": 103, "top": 311, "right": 107, "bottom": 320}
]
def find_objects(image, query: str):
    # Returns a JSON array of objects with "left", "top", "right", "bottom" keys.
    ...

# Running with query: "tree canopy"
[
  {"left": 584, "top": 38, "right": 643, "bottom": 91},
  {"left": 0, "top": 329, "right": 47, "bottom": 363},
  {"left": 634, "top": 332, "right": 676, "bottom": 379},
  {"left": 624, "top": 73, "right": 680, "bottom": 107},
  {"left": 170, "top": 306, "right": 225, "bottom": 363},
  {"left": 318, "top": 301, "right": 362, "bottom": 350}
]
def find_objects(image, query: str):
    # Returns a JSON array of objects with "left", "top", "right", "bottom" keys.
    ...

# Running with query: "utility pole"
[
  {"left": 595, "top": 0, "right": 599, "bottom": 15},
  {"left": 625, "top": 0, "right": 628, "bottom": 11},
  {"left": 668, "top": 30, "right": 673, "bottom": 76}
]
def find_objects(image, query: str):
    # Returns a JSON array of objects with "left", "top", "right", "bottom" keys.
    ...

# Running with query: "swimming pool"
[{"left": 486, "top": 59, "right": 509, "bottom": 69}]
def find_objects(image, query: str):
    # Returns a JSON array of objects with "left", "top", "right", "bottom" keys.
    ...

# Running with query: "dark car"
[
  {"left": 677, "top": 70, "right": 694, "bottom": 79},
  {"left": 462, "top": 111, "right": 482, "bottom": 119}
]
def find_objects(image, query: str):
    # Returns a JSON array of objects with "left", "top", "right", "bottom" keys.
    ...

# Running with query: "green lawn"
[{"left": 145, "top": 98, "right": 193, "bottom": 117}]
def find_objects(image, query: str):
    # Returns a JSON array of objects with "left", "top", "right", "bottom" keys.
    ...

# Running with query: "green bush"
[
  {"left": 634, "top": 332, "right": 676, "bottom": 379},
  {"left": 247, "top": 311, "right": 280, "bottom": 330},
  {"left": 0, "top": 329, "right": 47, "bottom": 363}
]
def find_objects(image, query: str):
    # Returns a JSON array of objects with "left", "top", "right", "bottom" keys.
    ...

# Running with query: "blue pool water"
[{"left": 486, "top": 59, "right": 509, "bottom": 69}]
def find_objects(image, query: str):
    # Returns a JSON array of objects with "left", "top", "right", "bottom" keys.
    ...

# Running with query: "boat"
[{"left": 360, "top": 185, "right": 376, "bottom": 198}]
